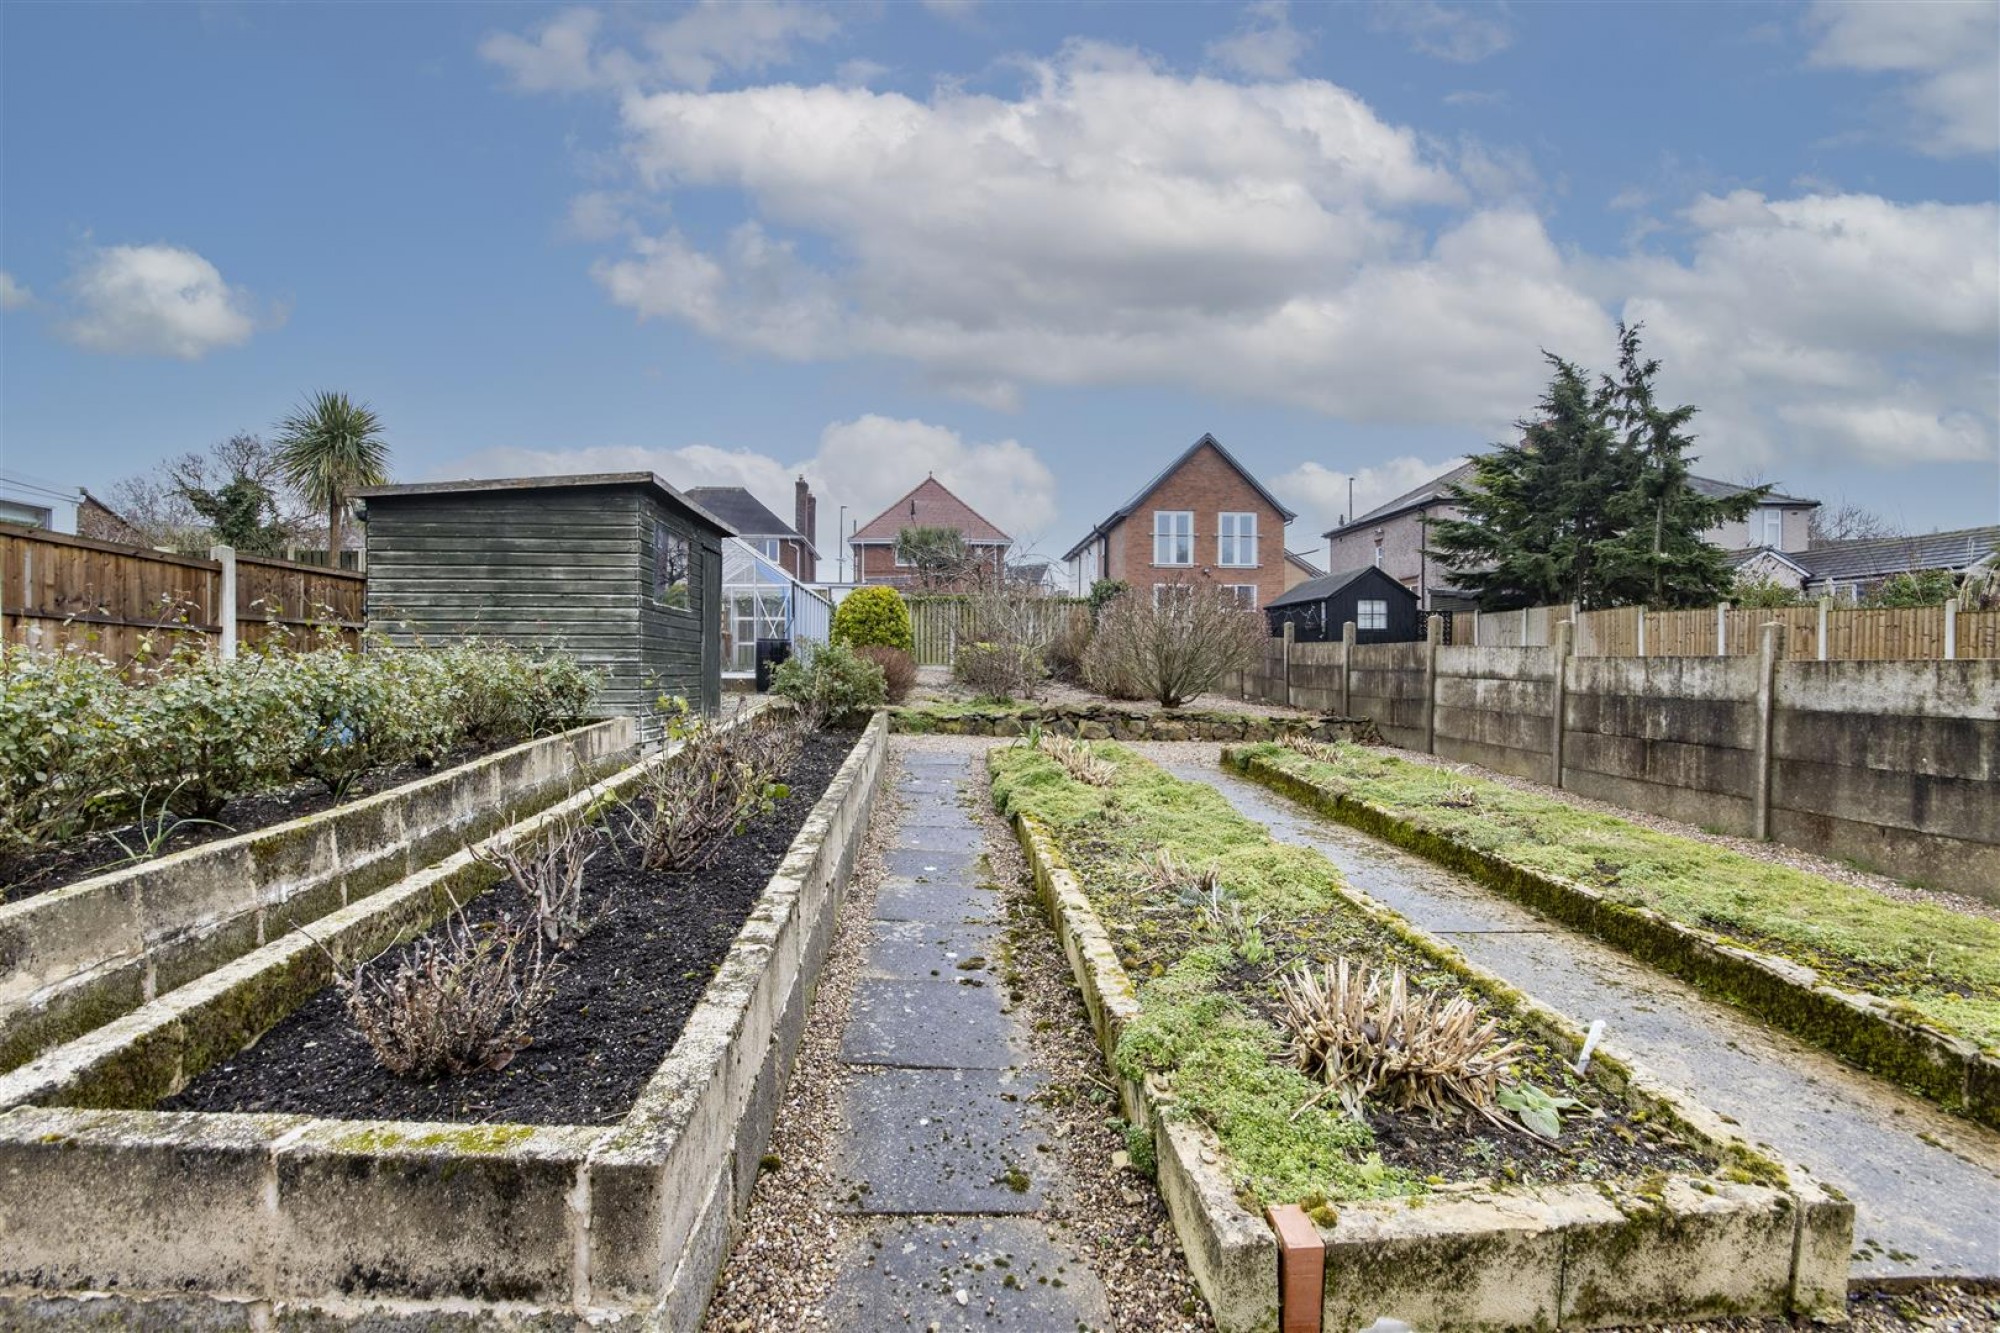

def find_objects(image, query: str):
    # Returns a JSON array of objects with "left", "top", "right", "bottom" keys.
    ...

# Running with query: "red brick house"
[
  {"left": 684, "top": 478, "right": 818, "bottom": 582},
  {"left": 1063, "top": 433, "right": 1296, "bottom": 609},
  {"left": 849, "top": 475, "right": 1010, "bottom": 590}
]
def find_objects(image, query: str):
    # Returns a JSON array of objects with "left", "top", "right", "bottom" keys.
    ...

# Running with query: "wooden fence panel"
[
  {"left": 1455, "top": 599, "right": 1992, "bottom": 660},
  {"left": 905, "top": 596, "right": 1089, "bottom": 668},
  {"left": 0, "top": 529, "right": 366, "bottom": 666}
]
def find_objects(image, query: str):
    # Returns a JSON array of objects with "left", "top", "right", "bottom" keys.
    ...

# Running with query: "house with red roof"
[{"left": 849, "top": 475, "right": 1011, "bottom": 591}]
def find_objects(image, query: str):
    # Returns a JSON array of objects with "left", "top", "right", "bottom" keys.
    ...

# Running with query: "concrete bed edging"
[
  {"left": 1225, "top": 746, "right": 2000, "bottom": 1131},
  {"left": 0, "top": 717, "right": 637, "bottom": 1076},
  {"left": 997, "top": 765, "right": 1850, "bottom": 1333},
  {"left": 890, "top": 702, "right": 1379, "bottom": 745},
  {"left": 0, "top": 710, "right": 889, "bottom": 1329}
]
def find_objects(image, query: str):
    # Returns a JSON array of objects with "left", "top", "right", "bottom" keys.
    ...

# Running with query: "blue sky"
[{"left": 4, "top": 0, "right": 1996, "bottom": 562}]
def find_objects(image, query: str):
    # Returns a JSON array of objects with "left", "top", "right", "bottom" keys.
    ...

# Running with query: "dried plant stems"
[
  {"left": 1035, "top": 731, "right": 1116, "bottom": 787},
  {"left": 629, "top": 711, "right": 808, "bottom": 873},
  {"left": 337, "top": 905, "right": 558, "bottom": 1080},
  {"left": 470, "top": 814, "right": 599, "bottom": 948},
  {"left": 1277, "top": 958, "right": 1522, "bottom": 1124}
]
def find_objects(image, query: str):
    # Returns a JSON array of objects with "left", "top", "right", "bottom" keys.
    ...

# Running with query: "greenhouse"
[{"left": 720, "top": 535, "right": 832, "bottom": 677}]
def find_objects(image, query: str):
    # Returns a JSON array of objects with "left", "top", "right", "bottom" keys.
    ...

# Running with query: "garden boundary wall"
[
  {"left": 1230, "top": 620, "right": 2000, "bottom": 900},
  {"left": 1, "top": 527, "right": 366, "bottom": 667}
]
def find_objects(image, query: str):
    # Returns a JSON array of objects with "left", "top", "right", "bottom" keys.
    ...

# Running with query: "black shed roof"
[
  {"left": 1265, "top": 566, "right": 1416, "bottom": 610},
  {"left": 357, "top": 472, "right": 736, "bottom": 536}
]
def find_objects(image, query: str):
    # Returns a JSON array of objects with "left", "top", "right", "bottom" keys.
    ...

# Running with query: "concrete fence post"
[
  {"left": 1340, "top": 620, "right": 1356, "bottom": 717},
  {"left": 1636, "top": 606, "right": 1647, "bottom": 658},
  {"left": 210, "top": 544, "right": 238, "bottom": 661},
  {"left": 1751, "top": 620, "right": 1787, "bottom": 841},
  {"left": 1944, "top": 597, "right": 1958, "bottom": 660},
  {"left": 1716, "top": 601, "right": 1730, "bottom": 657},
  {"left": 1551, "top": 619, "right": 1573, "bottom": 789},
  {"left": 1281, "top": 620, "right": 1296, "bottom": 708},
  {"left": 1817, "top": 598, "right": 1830, "bottom": 661},
  {"left": 1423, "top": 613, "right": 1442, "bottom": 755}
]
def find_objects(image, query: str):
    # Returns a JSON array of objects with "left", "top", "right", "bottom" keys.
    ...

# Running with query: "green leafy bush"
[
  {"left": 0, "top": 647, "right": 128, "bottom": 853},
  {"left": 125, "top": 650, "right": 312, "bottom": 818},
  {"left": 1864, "top": 569, "right": 1958, "bottom": 608},
  {"left": 771, "top": 639, "right": 886, "bottom": 725},
  {"left": 831, "top": 586, "right": 914, "bottom": 653}
]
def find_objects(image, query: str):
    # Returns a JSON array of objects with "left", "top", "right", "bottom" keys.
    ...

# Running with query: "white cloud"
[
  {"left": 1207, "top": 1, "right": 1310, "bottom": 80},
  {"left": 58, "top": 243, "right": 263, "bottom": 359},
  {"left": 0, "top": 272, "right": 31, "bottom": 310},
  {"left": 480, "top": 2, "right": 840, "bottom": 94},
  {"left": 1807, "top": 0, "right": 1999, "bottom": 155},
  {"left": 1373, "top": 2, "right": 1514, "bottom": 64},
  {"left": 1277, "top": 455, "right": 1473, "bottom": 540},
  {"left": 1615, "top": 191, "right": 1999, "bottom": 466},
  {"left": 433, "top": 414, "right": 1058, "bottom": 555}
]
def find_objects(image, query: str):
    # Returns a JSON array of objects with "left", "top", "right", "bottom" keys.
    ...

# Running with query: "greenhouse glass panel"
[{"left": 719, "top": 537, "right": 833, "bottom": 675}]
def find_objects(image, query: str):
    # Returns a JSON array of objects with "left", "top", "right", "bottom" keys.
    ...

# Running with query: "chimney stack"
[{"left": 795, "top": 477, "right": 817, "bottom": 582}]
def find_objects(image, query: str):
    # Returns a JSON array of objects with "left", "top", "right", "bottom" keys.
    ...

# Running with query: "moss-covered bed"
[
  {"left": 988, "top": 738, "right": 1734, "bottom": 1211},
  {"left": 1232, "top": 740, "right": 2000, "bottom": 1055}
]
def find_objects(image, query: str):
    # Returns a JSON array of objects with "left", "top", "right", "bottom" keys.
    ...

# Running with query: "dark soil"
[
  {"left": 163, "top": 730, "right": 854, "bottom": 1127},
  {"left": 0, "top": 741, "right": 512, "bottom": 904}
]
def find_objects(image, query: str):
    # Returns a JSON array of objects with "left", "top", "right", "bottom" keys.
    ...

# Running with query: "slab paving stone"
[
  {"left": 873, "top": 875, "right": 1002, "bottom": 925},
  {"left": 865, "top": 920, "right": 1002, "bottom": 983},
  {"left": 901, "top": 822, "right": 984, "bottom": 852},
  {"left": 841, "top": 978, "right": 1018, "bottom": 1068},
  {"left": 885, "top": 846, "right": 987, "bottom": 882},
  {"left": 833, "top": 1069, "right": 1047, "bottom": 1215},
  {"left": 826, "top": 1216, "right": 1112, "bottom": 1331}
]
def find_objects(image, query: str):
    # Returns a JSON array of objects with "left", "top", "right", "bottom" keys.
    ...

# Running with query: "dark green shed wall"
[{"left": 362, "top": 482, "right": 723, "bottom": 735}]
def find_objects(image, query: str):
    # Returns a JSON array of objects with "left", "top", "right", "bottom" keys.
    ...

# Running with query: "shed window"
[
  {"left": 654, "top": 520, "right": 691, "bottom": 609},
  {"left": 1356, "top": 598, "right": 1388, "bottom": 631},
  {"left": 1153, "top": 511, "right": 1193, "bottom": 565},
  {"left": 1217, "top": 513, "right": 1257, "bottom": 567}
]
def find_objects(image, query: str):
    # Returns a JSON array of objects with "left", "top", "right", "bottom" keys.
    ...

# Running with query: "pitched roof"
[
  {"left": 1793, "top": 526, "right": 2000, "bottom": 584},
  {"left": 1062, "top": 433, "right": 1296, "bottom": 561},
  {"left": 682, "top": 487, "right": 803, "bottom": 541},
  {"left": 1725, "top": 546, "right": 1813, "bottom": 576},
  {"left": 1285, "top": 549, "right": 1325, "bottom": 578},
  {"left": 1265, "top": 566, "right": 1414, "bottom": 610},
  {"left": 851, "top": 475, "right": 1010, "bottom": 544},
  {"left": 356, "top": 472, "right": 735, "bottom": 535},
  {"left": 1322, "top": 458, "right": 1817, "bottom": 538}
]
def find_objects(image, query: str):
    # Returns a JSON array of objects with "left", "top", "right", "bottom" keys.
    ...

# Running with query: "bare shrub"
[
  {"left": 338, "top": 908, "right": 557, "bottom": 1080},
  {"left": 627, "top": 711, "right": 805, "bottom": 872},
  {"left": 1277, "top": 958, "right": 1522, "bottom": 1123},
  {"left": 1083, "top": 578, "right": 1263, "bottom": 708},
  {"left": 953, "top": 640, "right": 1041, "bottom": 700},
  {"left": 855, "top": 645, "right": 916, "bottom": 703},
  {"left": 471, "top": 816, "right": 599, "bottom": 949},
  {"left": 1044, "top": 608, "right": 1093, "bottom": 684}
]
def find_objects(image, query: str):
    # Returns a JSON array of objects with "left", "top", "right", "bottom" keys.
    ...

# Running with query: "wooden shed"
[
  {"left": 1263, "top": 566, "right": 1421, "bottom": 644},
  {"left": 357, "top": 473, "right": 733, "bottom": 732}
]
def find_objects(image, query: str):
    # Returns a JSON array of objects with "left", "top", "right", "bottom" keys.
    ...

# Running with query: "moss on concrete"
[{"left": 1234, "top": 742, "right": 2000, "bottom": 1053}]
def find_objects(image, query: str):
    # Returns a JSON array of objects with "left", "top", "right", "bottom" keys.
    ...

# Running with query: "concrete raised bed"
[
  {"left": 1002, "top": 793, "right": 1850, "bottom": 1332},
  {"left": 890, "top": 702, "right": 1378, "bottom": 744},
  {"left": 1226, "top": 745, "right": 2000, "bottom": 1131},
  {"left": 0, "top": 718, "right": 636, "bottom": 1076},
  {"left": 0, "top": 712, "right": 888, "bottom": 1329}
]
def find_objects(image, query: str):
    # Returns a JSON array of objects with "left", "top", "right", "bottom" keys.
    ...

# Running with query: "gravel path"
[
  {"left": 910, "top": 668, "right": 1317, "bottom": 720},
  {"left": 705, "top": 737, "right": 1210, "bottom": 1331}
]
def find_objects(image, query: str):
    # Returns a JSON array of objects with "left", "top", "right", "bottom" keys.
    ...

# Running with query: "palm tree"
[{"left": 273, "top": 391, "right": 390, "bottom": 562}]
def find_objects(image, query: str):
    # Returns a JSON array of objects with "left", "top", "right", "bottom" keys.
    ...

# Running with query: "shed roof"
[
  {"left": 1063, "top": 433, "right": 1295, "bottom": 560},
  {"left": 851, "top": 475, "right": 1010, "bottom": 544},
  {"left": 1265, "top": 566, "right": 1415, "bottom": 610},
  {"left": 1322, "top": 458, "right": 1818, "bottom": 538},
  {"left": 357, "top": 472, "right": 735, "bottom": 535}
]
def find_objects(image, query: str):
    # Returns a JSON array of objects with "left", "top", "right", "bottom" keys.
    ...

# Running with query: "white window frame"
[
  {"left": 1223, "top": 583, "right": 1258, "bottom": 610},
  {"left": 1356, "top": 598, "right": 1388, "bottom": 631},
  {"left": 1757, "top": 506, "right": 1783, "bottom": 548},
  {"left": 1217, "top": 512, "right": 1258, "bottom": 567},
  {"left": 1153, "top": 510, "right": 1193, "bottom": 566},
  {"left": 1153, "top": 582, "right": 1195, "bottom": 609}
]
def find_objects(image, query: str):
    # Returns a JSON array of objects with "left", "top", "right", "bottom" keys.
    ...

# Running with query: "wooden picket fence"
[
  {"left": 1444, "top": 600, "right": 1998, "bottom": 660},
  {"left": 905, "top": 596, "right": 1090, "bottom": 667},
  {"left": 1, "top": 527, "right": 366, "bottom": 668}
]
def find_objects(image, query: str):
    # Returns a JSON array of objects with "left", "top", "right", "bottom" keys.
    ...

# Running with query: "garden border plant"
[
  {"left": 990, "top": 739, "right": 1849, "bottom": 1333},
  {"left": 0, "top": 717, "right": 635, "bottom": 1075},
  {"left": 0, "top": 710, "right": 890, "bottom": 1329},
  {"left": 889, "top": 700, "right": 1378, "bottom": 745},
  {"left": 1225, "top": 740, "right": 2000, "bottom": 1129}
]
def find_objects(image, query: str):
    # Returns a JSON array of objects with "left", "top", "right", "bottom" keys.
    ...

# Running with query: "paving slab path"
[
  {"left": 824, "top": 749, "right": 1114, "bottom": 1330},
  {"left": 1132, "top": 742, "right": 2000, "bottom": 1282}
]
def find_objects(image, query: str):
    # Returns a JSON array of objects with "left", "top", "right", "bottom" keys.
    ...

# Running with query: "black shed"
[
  {"left": 1263, "top": 567, "right": 1421, "bottom": 644},
  {"left": 357, "top": 473, "right": 733, "bottom": 732}
]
